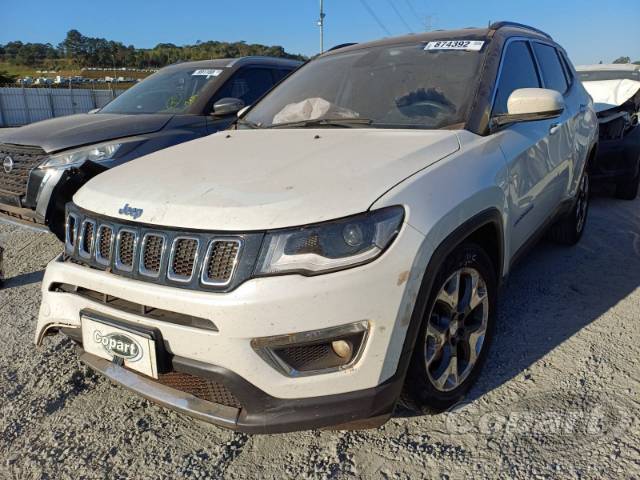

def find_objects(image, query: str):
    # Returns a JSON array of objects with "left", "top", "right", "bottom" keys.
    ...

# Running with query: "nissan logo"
[{"left": 2, "top": 156, "right": 13, "bottom": 174}]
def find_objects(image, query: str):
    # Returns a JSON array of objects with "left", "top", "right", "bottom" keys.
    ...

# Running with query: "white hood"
[
  {"left": 582, "top": 79, "right": 640, "bottom": 113},
  {"left": 75, "top": 128, "right": 460, "bottom": 231}
]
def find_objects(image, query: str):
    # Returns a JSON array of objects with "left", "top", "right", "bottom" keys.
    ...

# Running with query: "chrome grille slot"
[
  {"left": 115, "top": 229, "right": 137, "bottom": 272},
  {"left": 95, "top": 226, "right": 113, "bottom": 265},
  {"left": 78, "top": 220, "right": 96, "bottom": 258},
  {"left": 65, "top": 213, "right": 79, "bottom": 253},
  {"left": 202, "top": 239, "right": 241, "bottom": 286},
  {"left": 168, "top": 237, "right": 199, "bottom": 282},
  {"left": 140, "top": 233, "right": 165, "bottom": 277}
]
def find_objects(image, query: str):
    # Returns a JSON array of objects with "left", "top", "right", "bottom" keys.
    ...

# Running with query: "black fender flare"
[{"left": 389, "top": 208, "right": 504, "bottom": 392}]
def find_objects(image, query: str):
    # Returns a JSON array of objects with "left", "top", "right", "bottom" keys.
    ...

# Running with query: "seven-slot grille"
[
  {"left": 0, "top": 144, "right": 49, "bottom": 197},
  {"left": 64, "top": 210, "right": 243, "bottom": 291}
]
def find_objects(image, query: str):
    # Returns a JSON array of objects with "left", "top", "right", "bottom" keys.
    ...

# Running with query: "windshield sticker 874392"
[
  {"left": 425, "top": 40, "right": 485, "bottom": 51},
  {"left": 192, "top": 69, "right": 223, "bottom": 78}
]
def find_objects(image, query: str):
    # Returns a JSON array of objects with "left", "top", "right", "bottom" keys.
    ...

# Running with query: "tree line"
[{"left": 0, "top": 29, "right": 307, "bottom": 71}]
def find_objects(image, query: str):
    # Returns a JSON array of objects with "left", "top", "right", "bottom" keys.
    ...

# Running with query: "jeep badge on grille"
[
  {"left": 118, "top": 203, "right": 143, "bottom": 219},
  {"left": 2, "top": 156, "right": 13, "bottom": 174}
]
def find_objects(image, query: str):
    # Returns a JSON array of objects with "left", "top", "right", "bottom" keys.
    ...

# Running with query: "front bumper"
[
  {"left": 77, "top": 347, "right": 401, "bottom": 433},
  {"left": 37, "top": 223, "right": 427, "bottom": 431},
  {"left": 0, "top": 202, "right": 47, "bottom": 231},
  {"left": 0, "top": 167, "right": 64, "bottom": 232}
]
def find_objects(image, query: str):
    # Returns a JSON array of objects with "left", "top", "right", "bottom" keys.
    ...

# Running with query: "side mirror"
[
  {"left": 493, "top": 88, "right": 565, "bottom": 128},
  {"left": 212, "top": 97, "right": 245, "bottom": 117},
  {"left": 88, "top": 108, "right": 101, "bottom": 114}
]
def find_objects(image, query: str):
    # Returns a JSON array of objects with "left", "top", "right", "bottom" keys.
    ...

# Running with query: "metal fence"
[{"left": 0, "top": 87, "right": 126, "bottom": 127}]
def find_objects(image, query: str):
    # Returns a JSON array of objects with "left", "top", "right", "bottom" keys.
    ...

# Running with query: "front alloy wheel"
[
  {"left": 425, "top": 268, "right": 489, "bottom": 392},
  {"left": 401, "top": 243, "right": 497, "bottom": 413}
]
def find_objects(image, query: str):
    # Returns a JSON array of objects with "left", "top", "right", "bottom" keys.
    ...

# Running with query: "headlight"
[
  {"left": 255, "top": 206, "right": 404, "bottom": 276},
  {"left": 40, "top": 141, "right": 123, "bottom": 169}
]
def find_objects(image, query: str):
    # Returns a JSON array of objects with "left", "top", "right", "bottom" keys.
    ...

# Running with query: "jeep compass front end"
[{"left": 35, "top": 23, "right": 598, "bottom": 433}]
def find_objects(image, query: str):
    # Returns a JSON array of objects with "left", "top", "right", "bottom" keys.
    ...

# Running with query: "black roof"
[
  {"left": 163, "top": 56, "right": 302, "bottom": 71},
  {"left": 323, "top": 22, "right": 553, "bottom": 56}
]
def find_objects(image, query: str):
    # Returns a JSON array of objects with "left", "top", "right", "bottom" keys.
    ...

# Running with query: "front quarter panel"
[
  {"left": 374, "top": 130, "right": 509, "bottom": 269},
  {"left": 371, "top": 130, "right": 509, "bottom": 378}
]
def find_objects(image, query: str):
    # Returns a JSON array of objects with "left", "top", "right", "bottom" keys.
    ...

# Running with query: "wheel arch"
[{"left": 387, "top": 207, "right": 504, "bottom": 390}]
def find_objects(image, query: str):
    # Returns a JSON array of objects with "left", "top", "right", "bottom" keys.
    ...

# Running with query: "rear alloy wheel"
[
  {"left": 401, "top": 243, "right": 496, "bottom": 413},
  {"left": 548, "top": 171, "right": 590, "bottom": 245}
]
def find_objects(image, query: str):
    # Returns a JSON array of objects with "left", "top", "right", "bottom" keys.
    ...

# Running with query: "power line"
[
  {"left": 404, "top": 0, "right": 422, "bottom": 23},
  {"left": 358, "top": 0, "right": 392, "bottom": 36},
  {"left": 385, "top": 0, "right": 413, "bottom": 32}
]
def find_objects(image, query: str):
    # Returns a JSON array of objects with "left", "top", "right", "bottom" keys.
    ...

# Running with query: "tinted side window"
[
  {"left": 215, "top": 68, "right": 274, "bottom": 106},
  {"left": 532, "top": 43, "right": 568, "bottom": 94},
  {"left": 493, "top": 41, "right": 541, "bottom": 115},
  {"left": 559, "top": 51, "right": 574, "bottom": 86},
  {"left": 272, "top": 69, "right": 292, "bottom": 83}
]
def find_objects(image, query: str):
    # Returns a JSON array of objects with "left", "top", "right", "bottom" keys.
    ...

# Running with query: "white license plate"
[{"left": 81, "top": 316, "right": 159, "bottom": 379}]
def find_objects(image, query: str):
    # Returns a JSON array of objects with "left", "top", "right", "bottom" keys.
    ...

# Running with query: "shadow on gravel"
[
  {"left": 3, "top": 269, "right": 44, "bottom": 289},
  {"left": 464, "top": 191, "right": 640, "bottom": 402}
]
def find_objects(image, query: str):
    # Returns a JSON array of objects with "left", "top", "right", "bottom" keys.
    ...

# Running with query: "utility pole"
[
  {"left": 425, "top": 15, "right": 433, "bottom": 32},
  {"left": 318, "top": 0, "right": 326, "bottom": 53}
]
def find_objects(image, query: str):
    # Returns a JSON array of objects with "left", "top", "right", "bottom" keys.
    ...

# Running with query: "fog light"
[
  {"left": 251, "top": 321, "right": 369, "bottom": 376},
  {"left": 331, "top": 340, "right": 353, "bottom": 359}
]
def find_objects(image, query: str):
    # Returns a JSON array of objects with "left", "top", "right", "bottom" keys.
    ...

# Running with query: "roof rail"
[
  {"left": 490, "top": 21, "right": 552, "bottom": 39},
  {"left": 327, "top": 43, "right": 358, "bottom": 52}
]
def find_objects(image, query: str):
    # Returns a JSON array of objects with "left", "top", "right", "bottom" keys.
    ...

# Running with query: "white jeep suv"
[{"left": 35, "top": 22, "right": 598, "bottom": 433}]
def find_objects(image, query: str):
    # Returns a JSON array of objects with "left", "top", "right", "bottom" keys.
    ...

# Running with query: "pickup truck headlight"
[
  {"left": 40, "top": 141, "right": 123, "bottom": 169},
  {"left": 255, "top": 206, "right": 404, "bottom": 276}
]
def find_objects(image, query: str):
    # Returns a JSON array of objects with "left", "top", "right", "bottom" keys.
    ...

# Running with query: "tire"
[
  {"left": 548, "top": 171, "right": 590, "bottom": 245},
  {"left": 615, "top": 170, "right": 640, "bottom": 200},
  {"left": 400, "top": 242, "right": 497, "bottom": 413}
]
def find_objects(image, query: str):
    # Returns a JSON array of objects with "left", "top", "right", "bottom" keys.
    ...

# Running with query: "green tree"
[
  {"left": 0, "top": 70, "right": 17, "bottom": 84},
  {"left": 613, "top": 56, "right": 631, "bottom": 64}
]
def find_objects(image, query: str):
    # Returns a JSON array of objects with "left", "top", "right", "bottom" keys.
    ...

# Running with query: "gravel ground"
[{"left": 0, "top": 192, "right": 639, "bottom": 479}]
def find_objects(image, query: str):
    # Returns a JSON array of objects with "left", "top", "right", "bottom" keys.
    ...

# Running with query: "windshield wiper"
[
  {"left": 236, "top": 118, "right": 263, "bottom": 129},
  {"left": 267, "top": 118, "right": 373, "bottom": 129}
]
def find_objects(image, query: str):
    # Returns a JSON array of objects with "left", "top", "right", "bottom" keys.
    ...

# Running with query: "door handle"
[{"left": 549, "top": 123, "right": 561, "bottom": 135}]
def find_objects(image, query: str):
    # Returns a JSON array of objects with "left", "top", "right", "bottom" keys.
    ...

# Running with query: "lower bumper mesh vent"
[{"left": 156, "top": 372, "right": 241, "bottom": 408}]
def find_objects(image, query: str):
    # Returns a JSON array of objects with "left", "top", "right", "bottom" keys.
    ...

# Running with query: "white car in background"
[
  {"left": 577, "top": 64, "right": 640, "bottom": 199},
  {"left": 35, "top": 22, "right": 598, "bottom": 433}
]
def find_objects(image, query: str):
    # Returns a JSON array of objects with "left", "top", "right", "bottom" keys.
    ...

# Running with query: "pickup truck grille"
[
  {"left": 63, "top": 205, "right": 259, "bottom": 292},
  {"left": 0, "top": 144, "right": 48, "bottom": 197}
]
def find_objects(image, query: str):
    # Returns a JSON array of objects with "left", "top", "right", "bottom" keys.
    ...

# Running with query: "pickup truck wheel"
[
  {"left": 548, "top": 172, "right": 589, "bottom": 245},
  {"left": 615, "top": 169, "right": 640, "bottom": 200},
  {"left": 400, "top": 243, "right": 497, "bottom": 413}
]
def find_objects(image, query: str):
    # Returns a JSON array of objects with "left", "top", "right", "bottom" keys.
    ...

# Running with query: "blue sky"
[{"left": 2, "top": 0, "right": 639, "bottom": 65}]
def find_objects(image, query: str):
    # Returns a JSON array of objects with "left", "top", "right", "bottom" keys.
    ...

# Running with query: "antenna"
[{"left": 318, "top": 0, "right": 326, "bottom": 53}]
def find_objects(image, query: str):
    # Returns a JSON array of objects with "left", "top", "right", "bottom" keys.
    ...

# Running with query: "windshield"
[
  {"left": 244, "top": 43, "right": 483, "bottom": 129},
  {"left": 100, "top": 66, "right": 225, "bottom": 114},
  {"left": 578, "top": 70, "right": 640, "bottom": 82}
]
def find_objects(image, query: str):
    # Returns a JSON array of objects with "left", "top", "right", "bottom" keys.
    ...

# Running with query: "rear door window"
[
  {"left": 271, "top": 69, "right": 293, "bottom": 83},
  {"left": 532, "top": 43, "right": 569, "bottom": 94},
  {"left": 493, "top": 41, "right": 541, "bottom": 115}
]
